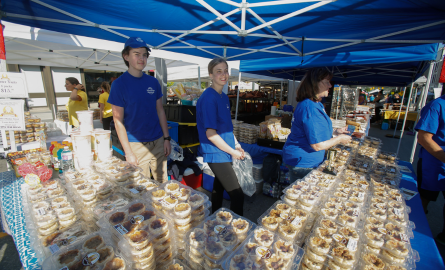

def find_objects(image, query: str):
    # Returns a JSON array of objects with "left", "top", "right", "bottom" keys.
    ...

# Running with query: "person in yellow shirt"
[
  {"left": 65, "top": 77, "right": 88, "bottom": 127},
  {"left": 98, "top": 81, "right": 113, "bottom": 130}
]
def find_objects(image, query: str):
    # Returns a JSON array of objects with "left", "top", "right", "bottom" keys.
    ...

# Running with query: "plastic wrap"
[
  {"left": 184, "top": 208, "right": 256, "bottom": 269},
  {"left": 222, "top": 226, "right": 305, "bottom": 270},
  {"left": 233, "top": 152, "right": 256, "bottom": 197},
  {"left": 169, "top": 139, "right": 184, "bottom": 161},
  {"left": 103, "top": 161, "right": 143, "bottom": 185}
]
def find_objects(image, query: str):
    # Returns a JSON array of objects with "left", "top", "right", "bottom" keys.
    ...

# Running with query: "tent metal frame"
[{"left": 3, "top": 0, "right": 445, "bottom": 59}]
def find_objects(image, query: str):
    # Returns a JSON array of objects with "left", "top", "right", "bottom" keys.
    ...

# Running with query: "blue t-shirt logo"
[{"left": 147, "top": 87, "right": 155, "bottom": 94}]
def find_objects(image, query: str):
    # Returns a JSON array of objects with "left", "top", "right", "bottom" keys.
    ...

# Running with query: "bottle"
[
  {"left": 57, "top": 145, "right": 64, "bottom": 173},
  {"left": 263, "top": 182, "right": 271, "bottom": 196},
  {"left": 53, "top": 143, "right": 60, "bottom": 171},
  {"left": 49, "top": 141, "right": 56, "bottom": 168},
  {"left": 61, "top": 146, "right": 73, "bottom": 173}
]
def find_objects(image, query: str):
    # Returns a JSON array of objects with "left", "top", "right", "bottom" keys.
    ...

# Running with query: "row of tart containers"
[{"left": 276, "top": 136, "right": 419, "bottom": 270}]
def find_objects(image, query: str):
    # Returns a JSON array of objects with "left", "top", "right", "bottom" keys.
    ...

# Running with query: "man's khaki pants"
[{"left": 130, "top": 136, "right": 168, "bottom": 183}]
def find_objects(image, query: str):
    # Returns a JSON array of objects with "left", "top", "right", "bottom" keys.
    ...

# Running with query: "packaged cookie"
[
  {"left": 41, "top": 231, "right": 132, "bottom": 270},
  {"left": 320, "top": 194, "right": 368, "bottom": 229},
  {"left": 98, "top": 199, "right": 176, "bottom": 268},
  {"left": 184, "top": 208, "right": 256, "bottom": 269},
  {"left": 358, "top": 250, "right": 419, "bottom": 270},
  {"left": 257, "top": 200, "right": 311, "bottom": 245},
  {"left": 222, "top": 226, "right": 304, "bottom": 270},
  {"left": 301, "top": 218, "right": 362, "bottom": 270}
]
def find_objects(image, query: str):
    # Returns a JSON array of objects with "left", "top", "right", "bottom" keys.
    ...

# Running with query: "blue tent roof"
[
  {"left": 1, "top": 0, "right": 445, "bottom": 60},
  {"left": 239, "top": 43, "right": 443, "bottom": 86}
]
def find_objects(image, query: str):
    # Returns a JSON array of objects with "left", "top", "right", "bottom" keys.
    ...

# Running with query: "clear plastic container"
[
  {"left": 83, "top": 192, "right": 130, "bottom": 222},
  {"left": 146, "top": 180, "right": 211, "bottom": 232},
  {"left": 76, "top": 110, "right": 94, "bottom": 133},
  {"left": 31, "top": 221, "right": 92, "bottom": 261},
  {"left": 164, "top": 258, "right": 193, "bottom": 270},
  {"left": 222, "top": 226, "right": 305, "bottom": 270},
  {"left": 359, "top": 250, "right": 419, "bottom": 270},
  {"left": 319, "top": 194, "right": 368, "bottom": 230},
  {"left": 281, "top": 181, "right": 326, "bottom": 213},
  {"left": 301, "top": 217, "right": 363, "bottom": 270},
  {"left": 97, "top": 199, "right": 176, "bottom": 267},
  {"left": 41, "top": 230, "right": 132, "bottom": 270},
  {"left": 103, "top": 161, "right": 143, "bottom": 184},
  {"left": 71, "top": 132, "right": 92, "bottom": 153},
  {"left": 257, "top": 200, "right": 311, "bottom": 246},
  {"left": 183, "top": 208, "right": 257, "bottom": 269}
]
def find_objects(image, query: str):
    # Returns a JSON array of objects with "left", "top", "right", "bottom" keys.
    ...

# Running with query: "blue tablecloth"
[
  {"left": 397, "top": 160, "right": 445, "bottom": 269},
  {"left": 239, "top": 142, "right": 282, "bottom": 164},
  {"left": 0, "top": 161, "right": 444, "bottom": 269},
  {"left": 0, "top": 171, "right": 41, "bottom": 270}
]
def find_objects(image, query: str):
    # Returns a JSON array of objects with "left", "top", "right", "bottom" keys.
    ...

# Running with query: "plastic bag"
[
  {"left": 168, "top": 139, "right": 184, "bottom": 161},
  {"left": 233, "top": 152, "right": 256, "bottom": 197}
]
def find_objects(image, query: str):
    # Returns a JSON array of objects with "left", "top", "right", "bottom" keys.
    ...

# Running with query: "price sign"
[
  {"left": 0, "top": 99, "right": 25, "bottom": 130},
  {"left": 0, "top": 72, "right": 29, "bottom": 98}
]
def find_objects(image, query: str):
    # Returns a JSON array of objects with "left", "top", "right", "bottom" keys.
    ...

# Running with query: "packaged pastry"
[
  {"left": 98, "top": 199, "right": 175, "bottom": 266},
  {"left": 83, "top": 193, "right": 129, "bottom": 223},
  {"left": 104, "top": 161, "right": 143, "bottom": 184},
  {"left": 41, "top": 231, "right": 132, "bottom": 270},
  {"left": 222, "top": 226, "right": 305, "bottom": 270},
  {"left": 301, "top": 218, "right": 362, "bottom": 269},
  {"left": 164, "top": 259, "right": 192, "bottom": 270},
  {"left": 184, "top": 208, "right": 256, "bottom": 269},
  {"left": 257, "top": 200, "right": 310, "bottom": 245},
  {"left": 358, "top": 250, "right": 419, "bottom": 270},
  {"left": 147, "top": 180, "right": 211, "bottom": 240}
]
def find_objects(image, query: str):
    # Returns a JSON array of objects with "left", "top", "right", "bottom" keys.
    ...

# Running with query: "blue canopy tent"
[
  {"left": 239, "top": 43, "right": 443, "bottom": 86},
  {"left": 1, "top": 0, "right": 444, "bottom": 60}
]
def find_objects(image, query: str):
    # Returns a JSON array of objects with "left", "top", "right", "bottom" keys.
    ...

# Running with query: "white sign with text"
[
  {"left": 0, "top": 72, "right": 29, "bottom": 98},
  {"left": 0, "top": 99, "right": 25, "bottom": 130}
]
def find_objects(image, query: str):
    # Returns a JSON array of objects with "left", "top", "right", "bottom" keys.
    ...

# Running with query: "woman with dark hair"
[
  {"left": 65, "top": 77, "right": 88, "bottom": 127},
  {"left": 98, "top": 81, "right": 113, "bottom": 130},
  {"left": 196, "top": 57, "right": 245, "bottom": 216},
  {"left": 283, "top": 68, "right": 352, "bottom": 182}
]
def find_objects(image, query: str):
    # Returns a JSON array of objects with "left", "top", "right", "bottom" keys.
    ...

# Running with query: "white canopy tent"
[{"left": 3, "top": 22, "right": 202, "bottom": 71}]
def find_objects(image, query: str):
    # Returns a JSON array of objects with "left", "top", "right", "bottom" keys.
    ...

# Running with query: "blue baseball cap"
[{"left": 124, "top": 37, "right": 151, "bottom": 52}]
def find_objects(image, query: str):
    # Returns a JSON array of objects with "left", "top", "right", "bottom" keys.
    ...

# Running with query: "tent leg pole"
[
  {"left": 280, "top": 81, "right": 283, "bottom": 107},
  {"left": 198, "top": 66, "right": 201, "bottom": 92},
  {"left": 396, "top": 82, "right": 415, "bottom": 156},
  {"left": 409, "top": 61, "right": 435, "bottom": 163},
  {"left": 392, "top": 87, "right": 406, "bottom": 138},
  {"left": 235, "top": 72, "right": 241, "bottom": 121}
]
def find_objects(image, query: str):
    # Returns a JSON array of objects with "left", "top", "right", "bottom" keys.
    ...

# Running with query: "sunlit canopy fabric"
[
  {"left": 1, "top": 0, "right": 445, "bottom": 60},
  {"left": 239, "top": 43, "right": 443, "bottom": 86}
]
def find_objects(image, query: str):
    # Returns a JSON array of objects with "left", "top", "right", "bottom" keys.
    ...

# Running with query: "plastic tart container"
[
  {"left": 30, "top": 221, "right": 92, "bottom": 262},
  {"left": 358, "top": 250, "right": 419, "bottom": 270},
  {"left": 319, "top": 194, "right": 368, "bottom": 230},
  {"left": 347, "top": 157, "right": 374, "bottom": 173},
  {"left": 257, "top": 200, "right": 311, "bottom": 246},
  {"left": 164, "top": 258, "right": 193, "bottom": 270},
  {"left": 103, "top": 161, "right": 143, "bottom": 184},
  {"left": 121, "top": 183, "right": 149, "bottom": 199},
  {"left": 370, "top": 174, "right": 402, "bottom": 189},
  {"left": 281, "top": 183, "right": 325, "bottom": 214},
  {"left": 97, "top": 199, "right": 176, "bottom": 265},
  {"left": 183, "top": 208, "right": 257, "bottom": 269},
  {"left": 147, "top": 180, "right": 211, "bottom": 230},
  {"left": 222, "top": 226, "right": 305, "bottom": 270},
  {"left": 83, "top": 192, "right": 130, "bottom": 222},
  {"left": 41, "top": 230, "right": 132, "bottom": 270},
  {"left": 366, "top": 194, "right": 415, "bottom": 231},
  {"left": 300, "top": 218, "right": 363, "bottom": 270}
]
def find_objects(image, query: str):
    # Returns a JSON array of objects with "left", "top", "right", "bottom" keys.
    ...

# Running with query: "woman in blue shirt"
[
  {"left": 283, "top": 68, "right": 352, "bottom": 182},
  {"left": 415, "top": 94, "right": 445, "bottom": 244},
  {"left": 196, "top": 58, "right": 245, "bottom": 216}
]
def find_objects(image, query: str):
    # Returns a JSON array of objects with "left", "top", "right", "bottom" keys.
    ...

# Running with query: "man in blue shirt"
[
  {"left": 415, "top": 94, "right": 445, "bottom": 244},
  {"left": 108, "top": 37, "right": 171, "bottom": 182}
]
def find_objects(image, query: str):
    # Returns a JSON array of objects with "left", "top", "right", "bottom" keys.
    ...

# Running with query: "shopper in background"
[
  {"left": 98, "top": 81, "right": 113, "bottom": 130},
  {"left": 283, "top": 68, "right": 352, "bottom": 182},
  {"left": 196, "top": 57, "right": 245, "bottom": 216},
  {"left": 65, "top": 77, "right": 88, "bottom": 127},
  {"left": 371, "top": 90, "right": 385, "bottom": 124},
  {"left": 415, "top": 94, "right": 445, "bottom": 244},
  {"left": 108, "top": 37, "right": 171, "bottom": 182}
]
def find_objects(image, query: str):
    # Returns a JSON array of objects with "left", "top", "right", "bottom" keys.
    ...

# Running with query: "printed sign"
[
  {"left": 0, "top": 99, "right": 25, "bottom": 130},
  {"left": 0, "top": 72, "right": 29, "bottom": 98}
]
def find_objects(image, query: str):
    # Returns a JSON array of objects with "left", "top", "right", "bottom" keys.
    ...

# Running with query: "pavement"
[{"left": 0, "top": 122, "right": 443, "bottom": 269}]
